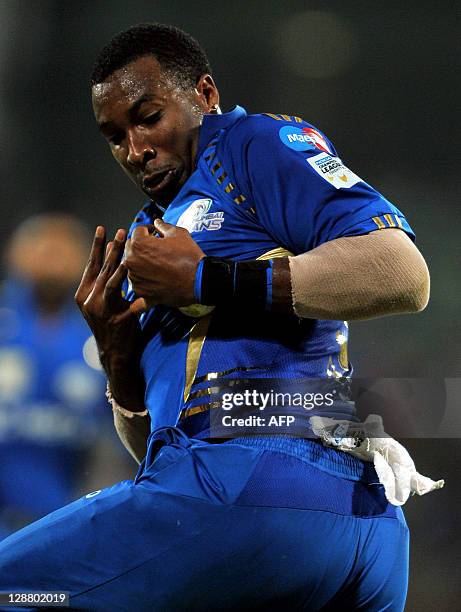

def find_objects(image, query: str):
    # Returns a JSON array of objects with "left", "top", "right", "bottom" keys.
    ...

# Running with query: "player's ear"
[{"left": 195, "top": 74, "right": 219, "bottom": 113}]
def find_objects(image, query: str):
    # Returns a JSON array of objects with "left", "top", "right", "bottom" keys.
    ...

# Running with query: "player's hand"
[
  {"left": 124, "top": 219, "right": 205, "bottom": 307},
  {"left": 75, "top": 226, "right": 147, "bottom": 411}
]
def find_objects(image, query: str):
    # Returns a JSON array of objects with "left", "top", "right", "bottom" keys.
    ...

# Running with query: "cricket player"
[{"left": 0, "top": 23, "right": 441, "bottom": 611}]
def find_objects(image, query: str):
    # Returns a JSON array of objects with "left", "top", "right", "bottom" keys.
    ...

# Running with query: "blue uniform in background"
[
  {"left": 0, "top": 108, "right": 411, "bottom": 610},
  {"left": 0, "top": 279, "right": 107, "bottom": 538}
]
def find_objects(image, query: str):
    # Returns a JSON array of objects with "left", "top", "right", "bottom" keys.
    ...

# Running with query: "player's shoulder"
[
  {"left": 224, "top": 111, "right": 311, "bottom": 140},
  {"left": 223, "top": 112, "right": 335, "bottom": 156}
]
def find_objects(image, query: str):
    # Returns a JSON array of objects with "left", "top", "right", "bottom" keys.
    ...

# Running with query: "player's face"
[{"left": 92, "top": 55, "right": 219, "bottom": 206}]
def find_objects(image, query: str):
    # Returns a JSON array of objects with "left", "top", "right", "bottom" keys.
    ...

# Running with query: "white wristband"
[{"left": 105, "top": 383, "right": 148, "bottom": 418}]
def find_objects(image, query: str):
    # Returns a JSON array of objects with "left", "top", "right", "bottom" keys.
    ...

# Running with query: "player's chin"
[{"left": 142, "top": 172, "right": 183, "bottom": 205}]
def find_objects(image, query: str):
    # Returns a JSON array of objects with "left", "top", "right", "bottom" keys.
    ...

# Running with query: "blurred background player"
[{"left": 0, "top": 213, "right": 132, "bottom": 539}]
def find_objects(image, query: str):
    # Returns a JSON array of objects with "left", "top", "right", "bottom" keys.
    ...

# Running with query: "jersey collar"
[{"left": 196, "top": 105, "right": 247, "bottom": 160}]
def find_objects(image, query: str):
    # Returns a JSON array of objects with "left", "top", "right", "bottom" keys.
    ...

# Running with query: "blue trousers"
[{"left": 0, "top": 428, "right": 408, "bottom": 611}]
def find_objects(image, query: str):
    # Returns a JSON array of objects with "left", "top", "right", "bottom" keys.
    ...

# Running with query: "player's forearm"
[
  {"left": 103, "top": 358, "right": 146, "bottom": 412},
  {"left": 282, "top": 228, "right": 430, "bottom": 320},
  {"left": 125, "top": 221, "right": 428, "bottom": 321},
  {"left": 107, "top": 389, "right": 151, "bottom": 463}
]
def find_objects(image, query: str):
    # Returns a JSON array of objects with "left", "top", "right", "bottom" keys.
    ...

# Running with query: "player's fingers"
[
  {"left": 153, "top": 218, "right": 176, "bottom": 237},
  {"left": 125, "top": 226, "right": 158, "bottom": 265},
  {"left": 104, "top": 261, "right": 128, "bottom": 307},
  {"left": 131, "top": 225, "right": 151, "bottom": 242},
  {"left": 126, "top": 269, "right": 157, "bottom": 294},
  {"left": 125, "top": 272, "right": 142, "bottom": 295},
  {"left": 97, "top": 229, "right": 126, "bottom": 282},
  {"left": 129, "top": 297, "right": 149, "bottom": 316},
  {"left": 75, "top": 226, "right": 106, "bottom": 304},
  {"left": 123, "top": 238, "right": 150, "bottom": 270},
  {"left": 105, "top": 241, "right": 114, "bottom": 258},
  {"left": 91, "top": 224, "right": 106, "bottom": 258},
  {"left": 86, "top": 226, "right": 106, "bottom": 273}
]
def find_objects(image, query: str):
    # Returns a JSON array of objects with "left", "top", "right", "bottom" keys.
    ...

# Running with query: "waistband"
[
  {"left": 222, "top": 435, "right": 378, "bottom": 483},
  {"left": 141, "top": 427, "right": 378, "bottom": 484}
]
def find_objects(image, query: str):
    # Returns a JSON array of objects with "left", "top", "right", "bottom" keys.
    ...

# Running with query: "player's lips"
[{"left": 142, "top": 169, "right": 177, "bottom": 194}]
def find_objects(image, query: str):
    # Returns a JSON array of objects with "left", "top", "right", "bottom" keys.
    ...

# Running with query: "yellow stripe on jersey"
[
  {"left": 257, "top": 246, "right": 293, "bottom": 260},
  {"left": 372, "top": 216, "right": 386, "bottom": 229},
  {"left": 183, "top": 315, "right": 213, "bottom": 403},
  {"left": 263, "top": 113, "right": 282, "bottom": 120},
  {"left": 336, "top": 330, "right": 349, "bottom": 371},
  {"left": 384, "top": 214, "right": 396, "bottom": 227},
  {"left": 224, "top": 182, "right": 235, "bottom": 193},
  {"left": 216, "top": 171, "right": 227, "bottom": 185},
  {"left": 280, "top": 114, "right": 291, "bottom": 121},
  {"left": 180, "top": 401, "right": 222, "bottom": 420}
]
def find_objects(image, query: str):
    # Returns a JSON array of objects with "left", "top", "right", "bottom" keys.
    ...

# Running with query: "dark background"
[{"left": 0, "top": 1, "right": 459, "bottom": 609}]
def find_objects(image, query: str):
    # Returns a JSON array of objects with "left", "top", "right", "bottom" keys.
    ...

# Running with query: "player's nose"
[{"left": 126, "top": 129, "right": 156, "bottom": 168}]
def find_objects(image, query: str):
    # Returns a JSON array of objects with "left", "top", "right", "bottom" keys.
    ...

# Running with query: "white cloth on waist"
[{"left": 310, "top": 414, "right": 444, "bottom": 506}]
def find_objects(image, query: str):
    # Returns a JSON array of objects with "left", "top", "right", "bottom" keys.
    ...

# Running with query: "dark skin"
[
  {"left": 92, "top": 55, "right": 219, "bottom": 207},
  {"left": 75, "top": 227, "right": 147, "bottom": 410},
  {"left": 77, "top": 55, "right": 291, "bottom": 410}
]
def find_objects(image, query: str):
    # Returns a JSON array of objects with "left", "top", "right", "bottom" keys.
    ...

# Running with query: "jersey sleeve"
[{"left": 224, "top": 115, "right": 414, "bottom": 255}]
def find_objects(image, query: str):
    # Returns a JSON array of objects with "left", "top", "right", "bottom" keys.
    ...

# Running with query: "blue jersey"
[
  {"left": 126, "top": 106, "right": 414, "bottom": 437},
  {"left": 0, "top": 109, "right": 410, "bottom": 611},
  {"left": 0, "top": 279, "right": 107, "bottom": 521}
]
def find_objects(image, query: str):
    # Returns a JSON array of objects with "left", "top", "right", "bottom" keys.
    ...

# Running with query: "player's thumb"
[{"left": 153, "top": 218, "right": 176, "bottom": 237}]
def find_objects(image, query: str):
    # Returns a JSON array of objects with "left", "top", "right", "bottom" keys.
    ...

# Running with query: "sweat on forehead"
[{"left": 92, "top": 56, "right": 191, "bottom": 102}]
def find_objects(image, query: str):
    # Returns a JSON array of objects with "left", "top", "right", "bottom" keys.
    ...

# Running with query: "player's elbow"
[
  {"left": 406, "top": 260, "right": 430, "bottom": 312},
  {"left": 392, "top": 243, "right": 430, "bottom": 314}
]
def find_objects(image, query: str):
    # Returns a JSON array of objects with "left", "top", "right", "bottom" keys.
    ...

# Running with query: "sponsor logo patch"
[
  {"left": 176, "top": 198, "right": 224, "bottom": 232},
  {"left": 279, "top": 125, "right": 332, "bottom": 154},
  {"left": 279, "top": 126, "right": 317, "bottom": 151},
  {"left": 301, "top": 128, "right": 331, "bottom": 154},
  {"left": 307, "top": 153, "right": 362, "bottom": 189}
]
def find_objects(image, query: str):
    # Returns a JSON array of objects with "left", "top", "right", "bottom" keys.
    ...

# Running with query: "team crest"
[{"left": 176, "top": 198, "right": 224, "bottom": 232}]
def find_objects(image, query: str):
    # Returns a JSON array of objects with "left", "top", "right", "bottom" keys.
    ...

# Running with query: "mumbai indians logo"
[{"left": 176, "top": 198, "right": 224, "bottom": 232}]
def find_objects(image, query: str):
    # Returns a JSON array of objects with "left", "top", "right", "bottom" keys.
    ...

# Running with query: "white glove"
[{"left": 310, "top": 414, "right": 444, "bottom": 506}]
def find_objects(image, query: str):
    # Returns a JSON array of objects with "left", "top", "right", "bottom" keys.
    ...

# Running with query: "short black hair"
[{"left": 91, "top": 23, "right": 212, "bottom": 89}]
